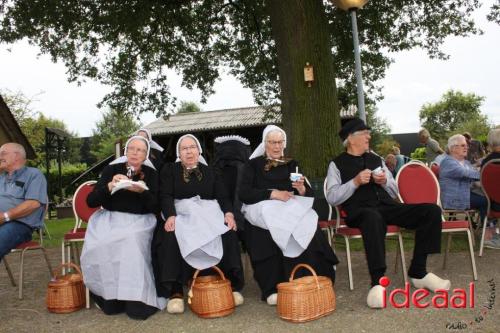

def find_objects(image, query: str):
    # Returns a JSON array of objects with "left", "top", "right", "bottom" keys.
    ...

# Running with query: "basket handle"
[
  {"left": 51, "top": 262, "right": 83, "bottom": 280},
  {"left": 289, "top": 263, "right": 320, "bottom": 289},
  {"left": 190, "top": 265, "right": 226, "bottom": 289}
]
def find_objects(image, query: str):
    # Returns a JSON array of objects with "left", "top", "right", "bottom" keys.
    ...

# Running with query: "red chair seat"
[
  {"left": 336, "top": 227, "right": 361, "bottom": 236},
  {"left": 442, "top": 220, "right": 469, "bottom": 229},
  {"left": 318, "top": 220, "right": 336, "bottom": 229},
  {"left": 336, "top": 224, "right": 401, "bottom": 237},
  {"left": 387, "top": 225, "right": 401, "bottom": 233},
  {"left": 63, "top": 229, "right": 86, "bottom": 240},
  {"left": 14, "top": 241, "right": 41, "bottom": 250},
  {"left": 488, "top": 210, "right": 500, "bottom": 218}
]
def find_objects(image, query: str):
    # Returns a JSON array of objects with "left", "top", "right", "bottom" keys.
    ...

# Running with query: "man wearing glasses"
[
  {"left": 326, "top": 118, "right": 448, "bottom": 309},
  {"left": 0, "top": 142, "right": 47, "bottom": 263}
]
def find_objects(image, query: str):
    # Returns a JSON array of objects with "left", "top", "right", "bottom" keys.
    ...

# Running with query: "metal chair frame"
[
  {"left": 478, "top": 158, "right": 500, "bottom": 257},
  {"left": 61, "top": 180, "right": 98, "bottom": 309},
  {"left": 323, "top": 178, "right": 407, "bottom": 290},
  {"left": 3, "top": 227, "right": 53, "bottom": 299},
  {"left": 396, "top": 161, "right": 477, "bottom": 280}
]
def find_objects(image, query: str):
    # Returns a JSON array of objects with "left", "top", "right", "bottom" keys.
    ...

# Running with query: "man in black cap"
[{"left": 326, "top": 118, "right": 449, "bottom": 308}]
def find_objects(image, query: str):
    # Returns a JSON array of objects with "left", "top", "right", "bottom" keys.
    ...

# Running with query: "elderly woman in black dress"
[
  {"left": 134, "top": 128, "right": 165, "bottom": 170},
  {"left": 81, "top": 136, "right": 166, "bottom": 320},
  {"left": 239, "top": 125, "right": 338, "bottom": 305},
  {"left": 152, "top": 134, "right": 244, "bottom": 314}
]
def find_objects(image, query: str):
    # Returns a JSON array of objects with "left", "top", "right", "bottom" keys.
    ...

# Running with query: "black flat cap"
[{"left": 338, "top": 117, "right": 371, "bottom": 141}]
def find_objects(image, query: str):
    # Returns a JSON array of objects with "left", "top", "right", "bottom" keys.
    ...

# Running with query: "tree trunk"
[{"left": 266, "top": 0, "right": 342, "bottom": 179}]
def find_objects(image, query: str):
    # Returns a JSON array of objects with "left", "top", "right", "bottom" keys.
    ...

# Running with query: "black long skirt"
[
  {"left": 244, "top": 221, "right": 339, "bottom": 300},
  {"left": 151, "top": 221, "right": 244, "bottom": 298}
]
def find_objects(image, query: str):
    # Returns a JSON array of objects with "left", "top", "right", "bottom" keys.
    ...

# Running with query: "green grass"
[{"left": 38, "top": 218, "right": 78, "bottom": 248}]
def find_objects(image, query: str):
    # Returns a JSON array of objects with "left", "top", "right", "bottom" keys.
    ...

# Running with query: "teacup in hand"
[{"left": 372, "top": 167, "right": 383, "bottom": 176}]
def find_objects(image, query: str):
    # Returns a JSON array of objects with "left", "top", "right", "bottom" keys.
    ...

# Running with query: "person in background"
[
  {"left": 418, "top": 129, "right": 445, "bottom": 165},
  {"left": 391, "top": 146, "right": 409, "bottom": 174},
  {"left": 135, "top": 128, "right": 165, "bottom": 170},
  {"left": 463, "top": 132, "right": 485, "bottom": 165},
  {"left": 0, "top": 143, "right": 47, "bottom": 263},
  {"left": 439, "top": 134, "right": 487, "bottom": 224},
  {"left": 432, "top": 147, "right": 448, "bottom": 166},
  {"left": 384, "top": 154, "right": 397, "bottom": 178}
]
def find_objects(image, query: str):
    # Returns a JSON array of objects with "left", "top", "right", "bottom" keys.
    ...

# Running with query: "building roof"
[
  {"left": 144, "top": 106, "right": 280, "bottom": 136},
  {"left": 70, "top": 154, "right": 115, "bottom": 185},
  {"left": 0, "top": 94, "right": 36, "bottom": 159},
  {"left": 391, "top": 132, "right": 420, "bottom": 156}
]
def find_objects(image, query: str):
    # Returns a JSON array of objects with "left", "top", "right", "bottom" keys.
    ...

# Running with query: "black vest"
[{"left": 333, "top": 152, "right": 394, "bottom": 216}]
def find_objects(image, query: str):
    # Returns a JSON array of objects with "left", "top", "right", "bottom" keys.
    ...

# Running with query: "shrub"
[
  {"left": 41, "top": 163, "right": 88, "bottom": 203},
  {"left": 410, "top": 147, "right": 426, "bottom": 161}
]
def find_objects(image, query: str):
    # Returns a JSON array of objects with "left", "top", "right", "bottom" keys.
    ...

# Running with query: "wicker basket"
[
  {"left": 188, "top": 266, "right": 235, "bottom": 319},
  {"left": 46, "top": 263, "right": 85, "bottom": 313},
  {"left": 277, "top": 263, "right": 335, "bottom": 323}
]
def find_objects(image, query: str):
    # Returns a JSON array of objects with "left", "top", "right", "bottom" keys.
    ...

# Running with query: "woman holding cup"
[
  {"left": 239, "top": 125, "right": 338, "bottom": 305},
  {"left": 81, "top": 135, "right": 166, "bottom": 320}
]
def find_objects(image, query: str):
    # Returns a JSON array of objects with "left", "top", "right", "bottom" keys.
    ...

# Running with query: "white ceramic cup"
[{"left": 372, "top": 166, "right": 383, "bottom": 175}]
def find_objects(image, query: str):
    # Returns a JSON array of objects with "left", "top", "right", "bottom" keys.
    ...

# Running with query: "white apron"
[
  {"left": 242, "top": 196, "right": 317, "bottom": 258},
  {"left": 174, "top": 196, "right": 229, "bottom": 270},
  {"left": 81, "top": 210, "right": 166, "bottom": 309}
]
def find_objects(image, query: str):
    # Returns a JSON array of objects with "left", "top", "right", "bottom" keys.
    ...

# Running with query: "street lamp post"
[{"left": 331, "top": 0, "right": 368, "bottom": 124}]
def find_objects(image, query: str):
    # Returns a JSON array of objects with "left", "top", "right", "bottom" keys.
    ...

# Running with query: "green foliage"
[
  {"left": 78, "top": 137, "right": 97, "bottom": 166},
  {"left": 23, "top": 114, "right": 77, "bottom": 167},
  {"left": 0, "top": 1, "right": 482, "bottom": 115},
  {"left": 1, "top": 89, "right": 38, "bottom": 128},
  {"left": 367, "top": 105, "right": 391, "bottom": 150},
  {"left": 41, "top": 163, "right": 88, "bottom": 202},
  {"left": 450, "top": 116, "right": 492, "bottom": 139},
  {"left": 375, "top": 138, "right": 399, "bottom": 157},
  {"left": 410, "top": 147, "right": 426, "bottom": 161},
  {"left": 419, "top": 90, "right": 486, "bottom": 141},
  {"left": 2, "top": 90, "right": 79, "bottom": 167},
  {"left": 488, "top": 1, "right": 500, "bottom": 24},
  {"left": 91, "top": 109, "right": 140, "bottom": 160},
  {"left": 0, "top": 1, "right": 483, "bottom": 177},
  {"left": 177, "top": 101, "right": 201, "bottom": 113}
]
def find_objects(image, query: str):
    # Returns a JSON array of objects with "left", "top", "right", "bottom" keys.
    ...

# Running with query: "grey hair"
[
  {"left": 447, "top": 134, "right": 465, "bottom": 150},
  {"left": 7, "top": 142, "right": 26, "bottom": 159},
  {"left": 487, "top": 128, "right": 500, "bottom": 149},
  {"left": 418, "top": 128, "right": 430, "bottom": 139},
  {"left": 265, "top": 129, "right": 285, "bottom": 141},
  {"left": 343, "top": 129, "right": 368, "bottom": 148}
]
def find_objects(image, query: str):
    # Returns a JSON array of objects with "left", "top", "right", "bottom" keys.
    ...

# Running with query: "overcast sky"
[{"left": 1, "top": 1, "right": 498, "bottom": 137}]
